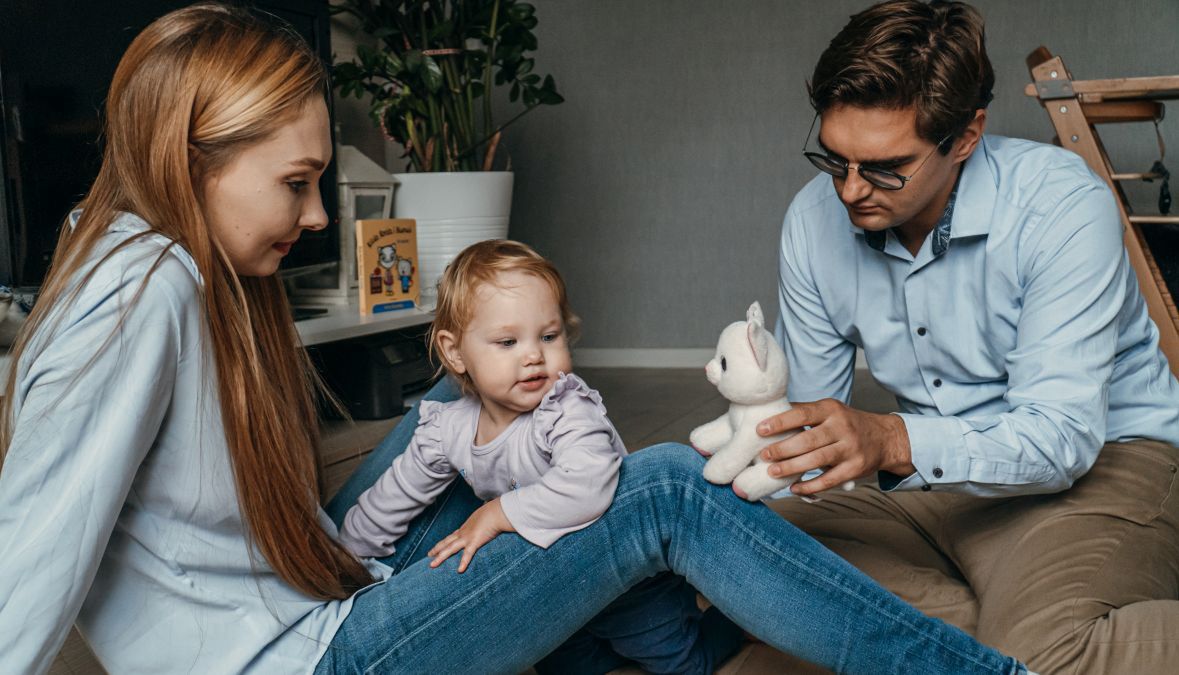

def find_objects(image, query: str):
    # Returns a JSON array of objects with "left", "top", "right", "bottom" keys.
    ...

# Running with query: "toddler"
[{"left": 339, "top": 239, "right": 742, "bottom": 674}]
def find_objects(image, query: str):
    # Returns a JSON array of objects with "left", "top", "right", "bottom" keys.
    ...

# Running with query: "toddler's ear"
[{"left": 436, "top": 330, "right": 467, "bottom": 374}]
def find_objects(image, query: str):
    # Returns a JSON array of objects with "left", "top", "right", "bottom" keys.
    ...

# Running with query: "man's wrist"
[{"left": 881, "top": 413, "right": 916, "bottom": 476}]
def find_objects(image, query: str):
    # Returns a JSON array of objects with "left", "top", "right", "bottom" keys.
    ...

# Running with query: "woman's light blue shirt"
[
  {"left": 777, "top": 135, "right": 1179, "bottom": 496},
  {"left": 0, "top": 213, "right": 390, "bottom": 673}
]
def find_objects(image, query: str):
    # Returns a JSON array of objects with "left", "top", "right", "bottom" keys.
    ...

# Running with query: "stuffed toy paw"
[{"left": 690, "top": 301, "right": 854, "bottom": 502}]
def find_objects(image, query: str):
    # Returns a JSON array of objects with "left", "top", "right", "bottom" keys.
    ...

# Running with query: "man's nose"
[{"left": 837, "top": 167, "right": 873, "bottom": 204}]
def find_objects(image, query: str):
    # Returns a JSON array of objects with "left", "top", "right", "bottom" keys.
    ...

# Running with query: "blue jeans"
[{"left": 317, "top": 379, "right": 1026, "bottom": 675}]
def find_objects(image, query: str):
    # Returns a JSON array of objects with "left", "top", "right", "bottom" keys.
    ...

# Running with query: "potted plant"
[{"left": 332, "top": 0, "right": 563, "bottom": 306}]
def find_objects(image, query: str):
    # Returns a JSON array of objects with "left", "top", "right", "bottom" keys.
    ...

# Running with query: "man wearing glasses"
[{"left": 757, "top": 1, "right": 1179, "bottom": 672}]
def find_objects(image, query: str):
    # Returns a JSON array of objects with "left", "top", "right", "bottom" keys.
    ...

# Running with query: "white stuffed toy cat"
[{"left": 691, "top": 301, "right": 854, "bottom": 502}]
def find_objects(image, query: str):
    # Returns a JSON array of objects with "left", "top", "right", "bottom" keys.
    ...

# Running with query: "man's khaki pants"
[{"left": 770, "top": 439, "right": 1179, "bottom": 674}]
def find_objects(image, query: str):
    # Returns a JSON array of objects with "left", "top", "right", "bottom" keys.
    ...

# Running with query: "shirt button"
[
  {"left": 933, "top": 378, "right": 943, "bottom": 387},
  {"left": 921, "top": 484, "right": 932, "bottom": 492},
  {"left": 917, "top": 327, "right": 927, "bottom": 336},
  {"left": 932, "top": 467, "right": 944, "bottom": 478}
]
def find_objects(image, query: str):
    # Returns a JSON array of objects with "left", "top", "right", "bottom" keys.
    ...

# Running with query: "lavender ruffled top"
[{"left": 340, "top": 373, "right": 629, "bottom": 556}]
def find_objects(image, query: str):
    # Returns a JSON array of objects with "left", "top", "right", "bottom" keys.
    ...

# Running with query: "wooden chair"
[{"left": 1026, "top": 47, "right": 1179, "bottom": 377}]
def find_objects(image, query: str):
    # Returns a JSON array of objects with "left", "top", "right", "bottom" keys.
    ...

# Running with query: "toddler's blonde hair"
[{"left": 428, "top": 239, "right": 580, "bottom": 394}]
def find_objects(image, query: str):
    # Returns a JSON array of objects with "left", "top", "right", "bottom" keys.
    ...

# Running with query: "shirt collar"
[
  {"left": 70, "top": 209, "right": 205, "bottom": 284},
  {"left": 855, "top": 136, "right": 995, "bottom": 255}
]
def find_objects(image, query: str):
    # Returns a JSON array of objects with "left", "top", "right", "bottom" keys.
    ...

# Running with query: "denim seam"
[
  {"left": 393, "top": 483, "right": 459, "bottom": 575},
  {"left": 613, "top": 475, "right": 1005, "bottom": 673},
  {"left": 364, "top": 543, "right": 545, "bottom": 673},
  {"left": 364, "top": 470, "right": 1004, "bottom": 674}
]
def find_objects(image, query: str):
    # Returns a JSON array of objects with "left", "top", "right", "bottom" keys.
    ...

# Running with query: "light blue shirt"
[
  {"left": 0, "top": 213, "right": 389, "bottom": 674},
  {"left": 776, "top": 135, "right": 1179, "bottom": 497}
]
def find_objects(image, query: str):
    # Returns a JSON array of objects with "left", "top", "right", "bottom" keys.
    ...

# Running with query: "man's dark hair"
[{"left": 809, "top": 0, "right": 994, "bottom": 152}]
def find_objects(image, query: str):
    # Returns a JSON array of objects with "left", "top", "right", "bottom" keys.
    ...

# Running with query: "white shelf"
[{"left": 294, "top": 302, "right": 433, "bottom": 346}]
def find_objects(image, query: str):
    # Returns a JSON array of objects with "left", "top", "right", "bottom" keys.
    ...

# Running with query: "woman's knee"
[{"left": 619, "top": 443, "right": 708, "bottom": 490}]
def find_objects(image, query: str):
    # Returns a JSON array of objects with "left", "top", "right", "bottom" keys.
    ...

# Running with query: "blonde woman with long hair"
[{"left": 0, "top": 4, "right": 1032, "bottom": 674}]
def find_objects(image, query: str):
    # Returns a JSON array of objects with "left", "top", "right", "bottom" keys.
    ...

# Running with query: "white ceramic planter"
[{"left": 392, "top": 171, "right": 514, "bottom": 308}]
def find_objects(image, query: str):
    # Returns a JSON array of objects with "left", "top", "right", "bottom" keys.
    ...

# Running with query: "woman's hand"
[{"left": 428, "top": 498, "right": 515, "bottom": 573}]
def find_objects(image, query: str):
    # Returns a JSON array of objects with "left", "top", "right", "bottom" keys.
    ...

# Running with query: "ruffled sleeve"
[
  {"left": 339, "top": 401, "right": 457, "bottom": 558},
  {"left": 499, "top": 373, "right": 628, "bottom": 548}
]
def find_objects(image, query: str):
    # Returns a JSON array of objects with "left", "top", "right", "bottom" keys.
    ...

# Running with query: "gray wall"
[{"left": 335, "top": 0, "right": 1179, "bottom": 349}]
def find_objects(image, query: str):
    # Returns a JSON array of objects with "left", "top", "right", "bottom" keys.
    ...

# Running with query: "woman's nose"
[{"left": 302, "top": 191, "right": 329, "bottom": 231}]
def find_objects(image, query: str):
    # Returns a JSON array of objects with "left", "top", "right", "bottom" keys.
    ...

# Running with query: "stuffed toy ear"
[
  {"left": 747, "top": 322, "right": 770, "bottom": 372},
  {"left": 746, "top": 301, "right": 765, "bottom": 328}
]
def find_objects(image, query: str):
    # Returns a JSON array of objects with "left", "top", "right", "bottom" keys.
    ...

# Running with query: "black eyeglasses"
[{"left": 802, "top": 114, "right": 951, "bottom": 191}]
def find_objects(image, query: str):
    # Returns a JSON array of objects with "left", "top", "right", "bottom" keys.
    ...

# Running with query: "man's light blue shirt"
[{"left": 776, "top": 135, "right": 1179, "bottom": 497}]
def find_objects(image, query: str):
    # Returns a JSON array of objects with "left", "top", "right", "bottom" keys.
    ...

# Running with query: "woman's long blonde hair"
[{"left": 0, "top": 3, "right": 372, "bottom": 599}]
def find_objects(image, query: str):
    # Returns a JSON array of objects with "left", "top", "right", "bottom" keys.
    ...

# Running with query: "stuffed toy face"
[{"left": 704, "top": 302, "right": 788, "bottom": 405}]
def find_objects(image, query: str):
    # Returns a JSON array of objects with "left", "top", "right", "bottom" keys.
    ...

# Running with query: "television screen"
[{"left": 0, "top": 0, "right": 339, "bottom": 288}]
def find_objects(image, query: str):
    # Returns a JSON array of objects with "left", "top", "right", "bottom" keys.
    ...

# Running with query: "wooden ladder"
[{"left": 1026, "top": 47, "right": 1179, "bottom": 377}]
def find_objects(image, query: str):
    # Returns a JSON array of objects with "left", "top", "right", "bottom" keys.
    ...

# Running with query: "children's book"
[{"left": 356, "top": 218, "right": 419, "bottom": 315}]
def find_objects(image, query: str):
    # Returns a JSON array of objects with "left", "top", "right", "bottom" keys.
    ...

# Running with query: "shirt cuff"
[
  {"left": 886, "top": 413, "right": 971, "bottom": 492},
  {"left": 499, "top": 490, "right": 558, "bottom": 549}
]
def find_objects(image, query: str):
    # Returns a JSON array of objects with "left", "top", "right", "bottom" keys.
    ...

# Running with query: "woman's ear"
[{"left": 436, "top": 329, "right": 466, "bottom": 374}]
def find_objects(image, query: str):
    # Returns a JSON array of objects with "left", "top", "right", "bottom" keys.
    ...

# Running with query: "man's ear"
[
  {"left": 954, "top": 108, "right": 987, "bottom": 163},
  {"left": 436, "top": 329, "right": 466, "bottom": 374}
]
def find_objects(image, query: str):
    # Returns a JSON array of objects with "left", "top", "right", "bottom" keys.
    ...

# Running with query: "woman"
[{"left": 0, "top": 4, "right": 1028, "bottom": 674}]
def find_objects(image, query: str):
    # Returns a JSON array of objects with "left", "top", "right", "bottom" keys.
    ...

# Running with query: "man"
[{"left": 761, "top": 1, "right": 1179, "bottom": 672}]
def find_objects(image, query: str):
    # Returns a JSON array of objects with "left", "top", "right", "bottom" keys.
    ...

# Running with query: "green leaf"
[
  {"left": 421, "top": 56, "right": 444, "bottom": 93},
  {"left": 384, "top": 52, "right": 405, "bottom": 75},
  {"left": 537, "top": 88, "right": 564, "bottom": 105},
  {"left": 356, "top": 43, "right": 377, "bottom": 69},
  {"left": 509, "top": 81, "right": 520, "bottom": 102},
  {"left": 333, "top": 61, "right": 362, "bottom": 81},
  {"left": 517, "top": 59, "right": 533, "bottom": 75},
  {"left": 404, "top": 50, "right": 423, "bottom": 72}
]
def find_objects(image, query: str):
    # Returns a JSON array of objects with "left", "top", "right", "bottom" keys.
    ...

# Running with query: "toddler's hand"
[{"left": 428, "top": 498, "right": 515, "bottom": 573}]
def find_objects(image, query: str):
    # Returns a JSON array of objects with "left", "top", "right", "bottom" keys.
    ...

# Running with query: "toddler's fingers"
[
  {"left": 429, "top": 538, "right": 465, "bottom": 568},
  {"left": 428, "top": 531, "right": 461, "bottom": 557},
  {"left": 457, "top": 546, "right": 476, "bottom": 574}
]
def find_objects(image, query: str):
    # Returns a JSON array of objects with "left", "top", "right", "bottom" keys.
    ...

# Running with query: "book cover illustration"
[{"left": 356, "top": 218, "right": 419, "bottom": 315}]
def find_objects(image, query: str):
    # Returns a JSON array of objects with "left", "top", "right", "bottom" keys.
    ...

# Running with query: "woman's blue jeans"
[{"left": 317, "top": 379, "right": 1026, "bottom": 675}]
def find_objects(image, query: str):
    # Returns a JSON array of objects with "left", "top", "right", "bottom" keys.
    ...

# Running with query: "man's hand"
[
  {"left": 428, "top": 498, "right": 515, "bottom": 573},
  {"left": 757, "top": 399, "right": 915, "bottom": 497}
]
